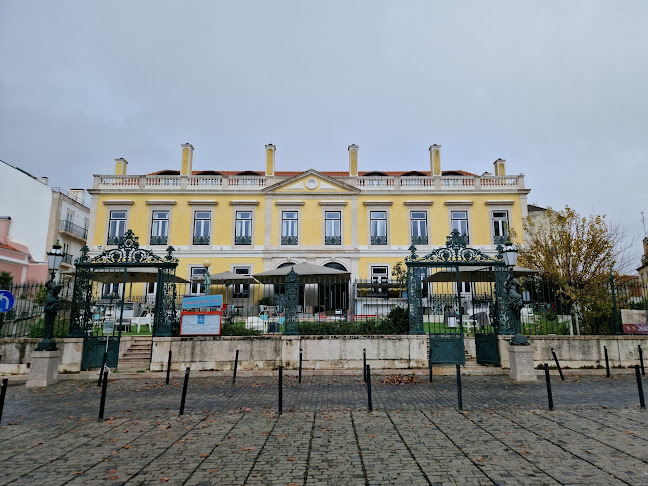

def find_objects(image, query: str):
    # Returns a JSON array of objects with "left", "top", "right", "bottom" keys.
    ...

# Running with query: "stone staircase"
[{"left": 118, "top": 337, "right": 152, "bottom": 371}]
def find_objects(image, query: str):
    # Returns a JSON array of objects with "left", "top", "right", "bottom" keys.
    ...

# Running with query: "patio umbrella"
[
  {"left": 253, "top": 263, "right": 350, "bottom": 283},
  {"left": 426, "top": 266, "right": 538, "bottom": 282},
  {"left": 201, "top": 271, "right": 259, "bottom": 284}
]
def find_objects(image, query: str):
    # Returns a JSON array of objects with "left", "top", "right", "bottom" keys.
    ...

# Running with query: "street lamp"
[
  {"left": 35, "top": 241, "right": 65, "bottom": 351},
  {"left": 502, "top": 237, "right": 529, "bottom": 346},
  {"left": 203, "top": 260, "right": 211, "bottom": 296}
]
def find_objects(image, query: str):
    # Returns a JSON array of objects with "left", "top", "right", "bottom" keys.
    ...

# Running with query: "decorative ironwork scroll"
[
  {"left": 407, "top": 229, "right": 504, "bottom": 265},
  {"left": 154, "top": 267, "right": 178, "bottom": 336},
  {"left": 68, "top": 268, "right": 94, "bottom": 337},
  {"left": 76, "top": 230, "right": 178, "bottom": 266},
  {"left": 407, "top": 266, "right": 424, "bottom": 334},
  {"left": 283, "top": 268, "right": 299, "bottom": 335}
]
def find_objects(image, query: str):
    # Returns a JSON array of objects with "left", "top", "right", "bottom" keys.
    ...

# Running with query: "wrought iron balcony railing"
[
  {"left": 325, "top": 236, "right": 341, "bottom": 245},
  {"left": 62, "top": 253, "right": 73, "bottom": 264},
  {"left": 370, "top": 235, "right": 387, "bottom": 245},
  {"left": 150, "top": 235, "right": 168, "bottom": 245},
  {"left": 193, "top": 235, "right": 210, "bottom": 245},
  {"left": 59, "top": 220, "right": 88, "bottom": 240},
  {"left": 411, "top": 235, "right": 428, "bottom": 245},
  {"left": 107, "top": 235, "right": 124, "bottom": 245},
  {"left": 235, "top": 235, "right": 252, "bottom": 245},
  {"left": 281, "top": 235, "right": 298, "bottom": 245}
]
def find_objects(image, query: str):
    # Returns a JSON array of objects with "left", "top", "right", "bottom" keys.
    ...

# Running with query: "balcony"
[
  {"left": 62, "top": 253, "right": 73, "bottom": 265},
  {"left": 193, "top": 235, "right": 210, "bottom": 245},
  {"left": 107, "top": 235, "right": 124, "bottom": 245},
  {"left": 94, "top": 174, "right": 525, "bottom": 193},
  {"left": 411, "top": 235, "right": 428, "bottom": 245},
  {"left": 59, "top": 220, "right": 88, "bottom": 240},
  {"left": 235, "top": 235, "right": 252, "bottom": 245},
  {"left": 371, "top": 235, "right": 387, "bottom": 245},
  {"left": 150, "top": 235, "right": 168, "bottom": 245},
  {"left": 281, "top": 236, "right": 298, "bottom": 246},
  {"left": 325, "top": 236, "right": 341, "bottom": 246}
]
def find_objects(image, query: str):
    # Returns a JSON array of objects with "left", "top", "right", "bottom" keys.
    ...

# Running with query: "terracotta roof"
[
  {"left": 148, "top": 169, "right": 477, "bottom": 177},
  {"left": 527, "top": 204, "right": 547, "bottom": 212},
  {"left": 0, "top": 242, "right": 25, "bottom": 253}
]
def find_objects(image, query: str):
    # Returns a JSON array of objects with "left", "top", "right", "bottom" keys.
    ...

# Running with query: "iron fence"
[{"left": 0, "top": 279, "right": 74, "bottom": 338}]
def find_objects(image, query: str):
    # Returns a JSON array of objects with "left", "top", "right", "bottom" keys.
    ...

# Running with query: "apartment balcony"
[
  {"left": 325, "top": 236, "right": 341, "bottom": 246},
  {"left": 94, "top": 174, "right": 525, "bottom": 193},
  {"left": 411, "top": 235, "right": 428, "bottom": 245},
  {"left": 107, "top": 235, "right": 124, "bottom": 245},
  {"left": 193, "top": 235, "right": 210, "bottom": 245},
  {"left": 61, "top": 253, "right": 73, "bottom": 265},
  {"left": 235, "top": 235, "right": 252, "bottom": 245},
  {"left": 150, "top": 235, "right": 168, "bottom": 245},
  {"left": 371, "top": 235, "right": 387, "bottom": 245},
  {"left": 59, "top": 220, "right": 88, "bottom": 241},
  {"left": 281, "top": 236, "right": 298, "bottom": 245}
]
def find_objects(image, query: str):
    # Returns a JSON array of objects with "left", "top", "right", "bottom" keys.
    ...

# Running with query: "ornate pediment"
[{"left": 264, "top": 170, "right": 359, "bottom": 194}]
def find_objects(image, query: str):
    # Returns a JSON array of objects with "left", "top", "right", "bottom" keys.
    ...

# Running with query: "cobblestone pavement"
[{"left": 1, "top": 373, "right": 647, "bottom": 485}]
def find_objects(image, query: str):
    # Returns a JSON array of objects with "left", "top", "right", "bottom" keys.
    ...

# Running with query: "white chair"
[{"left": 131, "top": 311, "right": 153, "bottom": 333}]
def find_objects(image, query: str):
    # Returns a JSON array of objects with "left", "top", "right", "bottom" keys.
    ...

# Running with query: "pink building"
[{"left": 0, "top": 217, "right": 48, "bottom": 284}]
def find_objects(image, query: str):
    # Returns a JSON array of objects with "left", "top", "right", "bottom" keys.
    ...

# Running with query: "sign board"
[
  {"left": 621, "top": 309, "right": 648, "bottom": 334},
  {"left": 180, "top": 311, "right": 222, "bottom": 335},
  {"left": 182, "top": 294, "right": 223, "bottom": 310},
  {"left": 103, "top": 320, "right": 115, "bottom": 334},
  {"left": 0, "top": 290, "right": 15, "bottom": 313}
]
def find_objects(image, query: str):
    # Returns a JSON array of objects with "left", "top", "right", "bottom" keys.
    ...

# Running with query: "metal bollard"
[
  {"left": 97, "top": 349, "right": 108, "bottom": 387},
  {"left": 366, "top": 364, "right": 373, "bottom": 411},
  {"left": 278, "top": 366, "right": 283, "bottom": 414},
  {"left": 299, "top": 348, "right": 303, "bottom": 384},
  {"left": 165, "top": 349, "right": 172, "bottom": 385},
  {"left": 179, "top": 367, "right": 190, "bottom": 416},
  {"left": 0, "top": 378, "right": 8, "bottom": 424},
  {"left": 551, "top": 348, "right": 565, "bottom": 381},
  {"left": 635, "top": 365, "right": 645, "bottom": 409},
  {"left": 98, "top": 371, "right": 108, "bottom": 420},
  {"left": 639, "top": 345, "right": 645, "bottom": 376},
  {"left": 429, "top": 352, "right": 433, "bottom": 384},
  {"left": 604, "top": 346, "right": 610, "bottom": 378},
  {"left": 544, "top": 363, "right": 554, "bottom": 411},
  {"left": 456, "top": 364, "right": 463, "bottom": 410},
  {"left": 363, "top": 348, "right": 367, "bottom": 383},
  {"left": 233, "top": 349, "right": 239, "bottom": 384}
]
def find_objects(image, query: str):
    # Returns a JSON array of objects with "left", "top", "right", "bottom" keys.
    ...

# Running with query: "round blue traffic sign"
[{"left": 0, "top": 290, "right": 15, "bottom": 313}]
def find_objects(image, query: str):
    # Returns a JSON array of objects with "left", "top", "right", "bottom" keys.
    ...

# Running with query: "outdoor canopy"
[
  {"left": 200, "top": 271, "right": 259, "bottom": 284},
  {"left": 426, "top": 266, "right": 538, "bottom": 283},
  {"left": 63, "top": 267, "right": 189, "bottom": 284},
  {"left": 253, "top": 263, "right": 351, "bottom": 283}
]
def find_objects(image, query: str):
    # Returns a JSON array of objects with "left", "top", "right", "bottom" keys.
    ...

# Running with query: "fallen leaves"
[{"left": 383, "top": 374, "right": 419, "bottom": 385}]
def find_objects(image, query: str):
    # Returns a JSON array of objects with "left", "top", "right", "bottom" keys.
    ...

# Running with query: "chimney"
[
  {"left": 265, "top": 144, "right": 276, "bottom": 176},
  {"left": 0, "top": 217, "right": 10, "bottom": 244},
  {"left": 69, "top": 188, "right": 86, "bottom": 204},
  {"left": 40, "top": 176, "right": 49, "bottom": 185},
  {"left": 114, "top": 158, "right": 128, "bottom": 175},
  {"left": 493, "top": 158, "right": 506, "bottom": 176},
  {"left": 348, "top": 144, "right": 359, "bottom": 177},
  {"left": 181, "top": 143, "right": 194, "bottom": 176},
  {"left": 429, "top": 145, "right": 441, "bottom": 176}
]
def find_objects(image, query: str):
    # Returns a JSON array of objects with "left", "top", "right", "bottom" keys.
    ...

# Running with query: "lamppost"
[
  {"left": 502, "top": 237, "right": 529, "bottom": 346},
  {"left": 35, "top": 241, "right": 65, "bottom": 351},
  {"left": 203, "top": 260, "right": 211, "bottom": 296}
]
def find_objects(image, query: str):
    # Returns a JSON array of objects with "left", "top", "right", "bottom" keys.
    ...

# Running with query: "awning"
[
  {"left": 63, "top": 268, "right": 189, "bottom": 284},
  {"left": 253, "top": 263, "right": 350, "bottom": 283}
]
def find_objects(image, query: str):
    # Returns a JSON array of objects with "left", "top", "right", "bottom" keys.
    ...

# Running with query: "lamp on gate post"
[
  {"left": 203, "top": 260, "right": 211, "bottom": 296},
  {"left": 502, "top": 238, "right": 529, "bottom": 346},
  {"left": 35, "top": 241, "right": 65, "bottom": 351}
]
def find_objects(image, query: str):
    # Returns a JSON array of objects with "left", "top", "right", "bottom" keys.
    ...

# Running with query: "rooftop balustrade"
[{"left": 94, "top": 174, "right": 524, "bottom": 192}]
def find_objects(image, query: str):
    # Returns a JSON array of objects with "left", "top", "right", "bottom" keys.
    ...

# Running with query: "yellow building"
[{"left": 87, "top": 143, "right": 530, "bottom": 296}]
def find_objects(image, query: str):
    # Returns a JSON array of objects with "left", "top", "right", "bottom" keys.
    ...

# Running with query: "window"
[
  {"left": 281, "top": 211, "right": 298, "bottom": 245},
  {"left": 189, "top": 267, "right": 207, "bottom": 295},
  {"left": 62, "top": 242, "right": 71, "bottom": 264},
  {"left": 410, "top": 211, "right": 428, "bottom": 245},
  {"left": 232, "top": 267, "right": 251, "bottom": 298},
  {"left": 370, "top": 266, "right": 389, "bottom": 295},
  {"left": 325, "top": 211, "right": 341, "bottom": 245},
  {"left": 370, "top": 211, "right": 387, "bottom": 245},
  {"left": 102, "top": 283, "right": 121, "bottom": 298},
  {"left": 193, "top": 211, "right": 210, "bottom": 245},
  {"left": 235, "top": 211, "right": 252, "bottom": 245},
  {"left": 492, "top": 211, "right": 509, "bottom": 244},
  {"left": 107, "top": 210, "right": 126, "bottom": 244},
  {"left": 151, "top": 210, "right": 169, "bottom": 245},
  {"left": 451, "top": 211, "right": 469, "bottom": 242}
]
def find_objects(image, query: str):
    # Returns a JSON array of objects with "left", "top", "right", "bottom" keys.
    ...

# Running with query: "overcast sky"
[{"left": 1, "top": 1, "right": 646, "bottom": 269}]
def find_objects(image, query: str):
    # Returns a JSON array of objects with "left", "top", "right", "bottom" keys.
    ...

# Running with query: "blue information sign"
[
  {"left": 0, "top": 290, "right": 15, "bottom": 313},
  {"left": 182, "top": 294, "right": 223, "bottom": 310}
]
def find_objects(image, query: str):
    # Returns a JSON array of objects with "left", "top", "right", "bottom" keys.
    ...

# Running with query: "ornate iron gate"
[
  {"left": 406, "top": 230, "right": 512, "bottom": 366},
  {"left": 68, "top": 230, "right": 179, "bottom": 369}
]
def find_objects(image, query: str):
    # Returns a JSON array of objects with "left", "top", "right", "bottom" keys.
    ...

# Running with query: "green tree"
[{"left": 518, "top": 206, "right": 632, "bottom": 334}]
